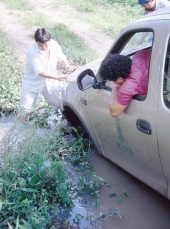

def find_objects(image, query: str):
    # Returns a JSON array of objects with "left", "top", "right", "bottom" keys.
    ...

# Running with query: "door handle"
[{"left": 136, "top": 119, "right": 152, "bottom": 135}]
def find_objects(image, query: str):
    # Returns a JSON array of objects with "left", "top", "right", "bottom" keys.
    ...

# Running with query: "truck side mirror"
[{"left": 77, "top": 69, "right": 96, "bottom": 91}]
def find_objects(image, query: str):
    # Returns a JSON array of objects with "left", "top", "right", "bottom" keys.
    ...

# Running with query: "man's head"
[
  {"left": 99, "top": 54, "right": 132, "bottom": 85},
  {"left": 34, "top": 28, "right": 51, "bottom": 51},
  {"left": 138, "top": 0, "right": 156, "bottom": 12}
]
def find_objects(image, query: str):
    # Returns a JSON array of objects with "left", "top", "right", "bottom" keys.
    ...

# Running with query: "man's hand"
[
  {"left": 67, "top": 66, "right": 79, "bottom": 74},
  {"left": 40, "top": 71, "right": 68, "bottom": 81},
  {"left": 56, "top": 74, "right": 68, "bottom": 81}
]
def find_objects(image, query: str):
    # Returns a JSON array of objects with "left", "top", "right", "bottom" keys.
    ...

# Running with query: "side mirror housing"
[{"left": 77, "top": 69, "right": 96, "bottom": 91}]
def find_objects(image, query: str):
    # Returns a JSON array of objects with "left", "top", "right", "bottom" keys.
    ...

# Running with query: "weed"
[
  {"left": 0, "top": 124, "right": 74, "bottom": 228},
  {"left": 122, "top": 188, "right": 130, "bottom": 198}
]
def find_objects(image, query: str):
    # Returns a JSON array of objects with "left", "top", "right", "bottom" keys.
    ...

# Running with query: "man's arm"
[
  {"left": 109, "top": 84, "right": 128, "bottom": 117},
  {"left": 40, "top": 71, "right": 67, "bottom": 81},
  {"left": 59, "top": 59, "right": 77, "bottom": 73}
]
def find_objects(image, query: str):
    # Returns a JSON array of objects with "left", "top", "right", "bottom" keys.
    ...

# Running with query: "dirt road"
[{"left": 0, "top": 1, "right": 170, "bottom": 228}]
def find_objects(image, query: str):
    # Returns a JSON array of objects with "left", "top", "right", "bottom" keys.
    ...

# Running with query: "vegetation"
[
  {"left": 0, "top": 122, "right": 96, "bottom": 228},
  {"left": 0, "top": 30, "right": 23, "bottom": 115},
  {"left": 54, "top": 0, "right": 143, "bottom": 37}
]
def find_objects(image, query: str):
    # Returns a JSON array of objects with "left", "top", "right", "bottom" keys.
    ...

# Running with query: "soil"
[{"left": 1, "top": 1, "right": 170, "bottom": 229}]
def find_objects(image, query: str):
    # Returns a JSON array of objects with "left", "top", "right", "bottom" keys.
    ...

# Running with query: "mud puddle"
[{"left": 1, "top": 113, "right": 170, "bottom": 229}]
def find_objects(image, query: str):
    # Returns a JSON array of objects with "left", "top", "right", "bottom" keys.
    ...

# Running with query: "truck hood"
[{"left": 65, "top": 58, "right": 102, "bottom": 83}]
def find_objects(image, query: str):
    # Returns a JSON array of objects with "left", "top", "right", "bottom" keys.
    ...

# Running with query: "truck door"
[{"left": 87, "top": 23, "right": 168, "bottom": 196}]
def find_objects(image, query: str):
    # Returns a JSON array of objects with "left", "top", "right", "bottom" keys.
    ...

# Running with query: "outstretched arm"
[
  {"left": 40, "top": 71, "right": 68, "bottom": 81},
  {"left": 109, "top": 84, "right": 127, "bottom": 117},
  {"left": 59, "top": 59, "right": 78, "bottom": 73}
]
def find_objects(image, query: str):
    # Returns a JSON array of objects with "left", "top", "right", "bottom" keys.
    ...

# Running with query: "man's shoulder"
[
  {"left": 131, "top": 50, "right": 150, "bottom": 73},
  {"left": 133, "top": 49, "right": 151, "bottom": 60}
]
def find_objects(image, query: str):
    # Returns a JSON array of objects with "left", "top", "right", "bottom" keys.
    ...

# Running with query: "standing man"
[
  {"left": 19, "top": 28, "right": 75, "bottom": 122},
  {"left": 138, "top": 0, "right": 170, "bottom": 15}
]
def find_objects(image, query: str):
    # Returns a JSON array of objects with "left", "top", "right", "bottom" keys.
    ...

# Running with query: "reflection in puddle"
[
  {"left": 53, "top": 160, "right": 118, "bottom": 229},
  {"left": 56, "top": 197, "right": 104, "bottom": 229}
]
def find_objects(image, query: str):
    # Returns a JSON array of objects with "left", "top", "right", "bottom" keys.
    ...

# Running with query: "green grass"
[
  {"left": 54, "top": 0, "right": 143, "bottom": 37},
  {"left": 0, "top": 0, "right": 32, "bottom": 10},
  {"left": 0, "top": 30, "right": 23, "bottom": 115},
  {"left": 51, "top": 24, "right": 98, "bottom": 65}
]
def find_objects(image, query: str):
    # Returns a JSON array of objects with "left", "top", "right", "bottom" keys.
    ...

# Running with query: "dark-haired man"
[
  {"left": 19, "top": 28, "right": 75, "bottom": 121},
  {"left": 99, "top": 50, "right": 151, "bottom": 117}
]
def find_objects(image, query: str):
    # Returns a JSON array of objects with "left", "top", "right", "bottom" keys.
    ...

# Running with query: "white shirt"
[
  {"left": 144, "top": 0, "right": 170, "bottom": 14},
  {"left": 22, "top": 39, "right": 66, "bottom": 94}
]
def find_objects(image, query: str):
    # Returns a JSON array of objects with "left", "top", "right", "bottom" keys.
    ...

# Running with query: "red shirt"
[{"left": 116, "top": 50, "right": 151, "bottom": 106}]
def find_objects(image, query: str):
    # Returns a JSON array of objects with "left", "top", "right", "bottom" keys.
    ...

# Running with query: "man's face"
[
  {"left": 37, "top": 40, "right": 50, "bottom": 51},
  {"left": 113, "top": 77, "right": 125, "bottom": 85},
  {"left": 141, "top": 0, "right": 156, "bottom": 11}
]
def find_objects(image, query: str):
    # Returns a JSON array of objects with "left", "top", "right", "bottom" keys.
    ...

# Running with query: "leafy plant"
[{"left": 0, "top": 125, "right": 74, "bottom": 228}]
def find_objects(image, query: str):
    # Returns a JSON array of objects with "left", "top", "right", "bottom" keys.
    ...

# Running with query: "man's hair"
[
  {"left": 99, "top": 54, "right": 132, "bottom": 81},
  {"left": 34, "top": 28, "right": 51, "bottom": 43}
]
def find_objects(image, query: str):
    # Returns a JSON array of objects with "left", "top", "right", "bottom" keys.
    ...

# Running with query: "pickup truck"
[{"left": 62, "top": 7, "right": 170, "bottom": 199}]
